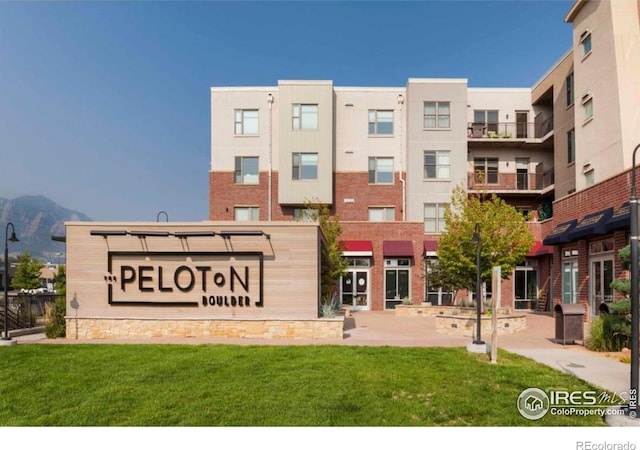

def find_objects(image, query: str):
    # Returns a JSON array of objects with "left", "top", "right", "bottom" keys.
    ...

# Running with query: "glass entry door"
[{"left": 341, "top": 269, "right": 369, "bottom": 311}]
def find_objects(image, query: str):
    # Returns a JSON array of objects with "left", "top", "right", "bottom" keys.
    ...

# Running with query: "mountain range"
[{"left": 0, "top": 195, "right": 91, "bottom": 262}]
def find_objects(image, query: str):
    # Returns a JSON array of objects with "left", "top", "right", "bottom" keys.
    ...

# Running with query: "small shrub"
[
  {"left": 320, "top": 295, "right": 340, "bottom": 318},
  {"left": 401, "top": 297, "right": 413, "bottom": 305},
  {"left": 45, "top": 295, "right": 66, "bottom": 338},
  {"left": 586, "top": 313, "right": 629, "bottom": 352}
]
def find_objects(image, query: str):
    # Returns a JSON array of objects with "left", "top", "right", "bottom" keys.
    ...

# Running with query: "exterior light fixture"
[
  {"left": 156, "top": 211, "right": 169, "bottom": 222},
  {"left": 219, "top": 230, "right": 271, "bottom": 239},
  {"left": 3, "top": 223, "right": 19, "bottom": 342}
]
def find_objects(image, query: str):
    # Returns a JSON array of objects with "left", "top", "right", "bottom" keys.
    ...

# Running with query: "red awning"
[
  {"left": 424, "top": 240, "right": 439, "bottom": 256},
  {"left": 340, "top": 240, "right": 373, "bottom": 256},
  {"left": 527, "top": 240, "right": 554, "bottom": 257},
  {"left": 383, "top": 240, "right": 414, "bottom": 257}
]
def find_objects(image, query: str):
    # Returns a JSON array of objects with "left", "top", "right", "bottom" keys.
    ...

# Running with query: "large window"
[
  {"left": 424, "top": 203, "right": 446, "bottom": 233},
  {"left": 424, "top": 258, "right": 453, "bottom": 305},
  {"left": 423, "top": 150, "right": 450, "bottom": 180},
  {"left": 234, "top": 156, "right": 259, "bottom": 184},
  {"left": 562, "top": 258, "right": 578, "bottom": 304},
  {"left": 234, "top": 109, "right": 259, "bottom": 135},
  {"left": 473, "top": 110, "right": 499, "bottom": 134},
  {"left": 368, "top": 207, "right": 395, "bottom": 222},
  {"left": 368, "top": 110, "right": 394, "bottom": 135},
  {"left": 566, "top": 73, "right": 574, "bottom": 106},
  {"left": 567, "top": 128, "right": 575, "bottom": 164},
  {"left": 384, "top": 259, "right": 411, "bottom": 310},
  {"left": 234, "top": 207, "right": 259, "bottom": 221},
  {"left": 423, "top": 101, "right": 450, "bottom": 129},
  {"left": 292, "top": 153, "right": 318, "bottom": 180},
  {"left": 473, "top": 157, "right": 499, "bottom": 184},
  {"left": 292, "top": 104, "right": 318, "bottom": 130},
  {"left": 368, "top": 157, "right": 394, "bottom": 184}
]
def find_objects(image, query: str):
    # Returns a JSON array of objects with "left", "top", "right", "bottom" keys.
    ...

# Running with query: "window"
[
  {"left": 567, "top": 129, "right": 575, "bottom": 164},
  {"left": 473, "top": 157, "right": 499, "bottom": 184},
  {"left": 294, "top": 208, "right": 317, "bottom": 222},
  {"left": 424, "top": 203, "right": 446, "bottom": 233},
  {"left": 385, "top": 259, "right": 411, "bottom": 310},
  {"left": 292, "top": 104, "right": 318, "bottom": 130},
  {"left": 423, "top": 101, "right": 450, "bottom": 128},
  {"left": 581, "top": 31, "right": 592, "bottom": 57},
  {"left": 424, "top": 258, "right": 453, "bottom": 305},
  {"left": 292, "top": 153, "right": 318, "bottom": 180},
  {"left": 583, "top": 97, "right": 593, "bottom": 121},
  {"left": 585, "top": 169, "right": 595, "bottom": 187},
  {"left": 423, "top": 151, "right": 450, "bottom": 179},
  {"left": 473, "top": 110, "right": 499, "bottom": 134},
  {"left": 368, "top": 110, "right": 394, "bottom": 135},
  {"left": 368, "top": 207, "right": 395, "bottom": 222},
  {"left": 566, "top": 73, "right": 574, "bottom": 106},
  {"left": 234, "top": 207, "right": 259, "bottom": 221},
  {"left": 234, "top": 109, "right": 259, "bottom": 135},
  {"left": 368, "top": 157, "right": 394, "bottom": 184},
  {"left": 562, "top": 260, "right": 578, "bottom": 304},
  {"left": 234, "top": 156, "right": 259, "bottom": 184},
  {"left": 515, "top": 267, "right": 538, "bottom": 310}
]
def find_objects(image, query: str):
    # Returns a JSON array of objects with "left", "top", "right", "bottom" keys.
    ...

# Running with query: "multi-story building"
[{"left": 210, "top": 0, "right": 640, "bottom": 319}]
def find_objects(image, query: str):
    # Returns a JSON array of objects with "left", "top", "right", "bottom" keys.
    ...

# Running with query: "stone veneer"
[
  {"left": 435, "top": 314, "right": 527, "bottom": 337},
  {"left": 395, "top": 304, "right": 512, "bottom": 317},
  {"left": 66, "top": 317, "right": 345, "bottom": 340}
]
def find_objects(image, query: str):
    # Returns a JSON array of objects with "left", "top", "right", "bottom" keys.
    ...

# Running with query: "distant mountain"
[{"left": 0, "top": 195, "right": 91, "bottom": 262}]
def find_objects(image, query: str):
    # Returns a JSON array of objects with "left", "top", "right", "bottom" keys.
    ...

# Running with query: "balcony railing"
[
  {"left": 467, "top": 118, "right": 553, "bottom": 140},
  {"left": 468, "top": 168, "right": 555, "bottom": 192}
]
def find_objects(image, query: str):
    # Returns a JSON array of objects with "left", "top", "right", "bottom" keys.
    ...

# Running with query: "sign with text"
[{"left": 106, "top": 251, "right": 264, "bottom": 307}]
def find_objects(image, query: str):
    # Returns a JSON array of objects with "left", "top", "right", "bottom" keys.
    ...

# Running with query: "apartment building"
[{"left": 210, "top": 0, "right": 640, "bottom": 318}]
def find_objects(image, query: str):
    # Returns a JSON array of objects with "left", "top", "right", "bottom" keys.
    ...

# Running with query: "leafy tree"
[
  {"left": 438, "top": 185, "right": 534, "bottom": 299},
  {"left": 45, "top": 264, "right": 66, "bottom": 338},
  {"left": 300, "top": 201, "right": 348, "bottom": 316},
  {"left": 11, "top": 252, "right": 44, "bottom": 291}
]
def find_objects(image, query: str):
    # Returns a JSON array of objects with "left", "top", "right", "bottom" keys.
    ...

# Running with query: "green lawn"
[{"left": 0, "top": 344, "right": 606, "bottom": 426}]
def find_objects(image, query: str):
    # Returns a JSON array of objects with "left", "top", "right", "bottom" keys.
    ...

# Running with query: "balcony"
[
  {"left": 467, "top": 117, "right": 553, "bottom": 141},
  {"left": 468, "top": 168, "right": 555, "bottom": 193}
]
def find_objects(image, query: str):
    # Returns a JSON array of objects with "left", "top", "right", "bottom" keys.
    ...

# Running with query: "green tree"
[
  {"left": 11, "top": 252, "right": 45, "bottom": 291},
  {"left": 45, "top": 264, "right": 66, "bottom": 338},
  {"left": 300, "top": 201, "right": 348, "bottom": 316},
  {"left": 438, "top": 185, "right": 534, "bottom": 299}
]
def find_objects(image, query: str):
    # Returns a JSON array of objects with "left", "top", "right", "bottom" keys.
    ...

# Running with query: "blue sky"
[{"left": 0, "top": 0, "right": 573, "bottom": 222}]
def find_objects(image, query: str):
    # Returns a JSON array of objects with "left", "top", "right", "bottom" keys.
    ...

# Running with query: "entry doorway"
[
  {"left": 590, "top": 258, "right": 613, "bottom": 317},
  {"left": 341, "top": 269, "right": 370, "bottom": 311}
]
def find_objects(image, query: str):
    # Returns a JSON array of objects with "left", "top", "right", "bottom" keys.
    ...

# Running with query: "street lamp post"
[
  {"left": 472, "top": 223, "right": 484, "bottom": 345},
  {"left": 628, "top": 144, "right": 640, "bottom": 418},
  {"left": 3, "top": 223, "right": 19, "bottom": 341}
]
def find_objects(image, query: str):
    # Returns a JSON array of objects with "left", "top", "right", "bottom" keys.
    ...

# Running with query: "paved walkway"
[{"left": 8, "top": 310, "right": 639, "bottom": 425}]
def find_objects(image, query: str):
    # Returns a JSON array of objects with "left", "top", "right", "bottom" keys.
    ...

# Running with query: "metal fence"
[{"left": 0, "top": 293, "right": 58, "bottom": 331}]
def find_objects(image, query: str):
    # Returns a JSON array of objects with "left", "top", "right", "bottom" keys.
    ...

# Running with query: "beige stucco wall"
[
  {"left": 277, "top": 80, "right": 334, "bottom": 205},
  {"left": 334, "top": 87, "right": 405, "bottom": 173},
  {"left": 65, "top": 222, "right": 323, "bottom": 328},
  {"left": 405, "top": 79, "right": 468, "bottom": 223}
]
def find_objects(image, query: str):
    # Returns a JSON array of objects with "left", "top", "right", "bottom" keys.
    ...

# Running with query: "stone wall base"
[
  {"left": 66, "top": 317, "right": 344, "bottom": 340},
  {"left": 435, "top": 314, "right": 527, "bottom": 337}
]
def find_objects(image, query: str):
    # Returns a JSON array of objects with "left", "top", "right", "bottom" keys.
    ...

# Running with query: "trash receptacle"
[{"left": 554, "top": 303, "right": 585, "bottom": 345}]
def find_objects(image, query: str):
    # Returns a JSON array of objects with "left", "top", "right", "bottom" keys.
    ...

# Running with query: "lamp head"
[
  {"left": 8, "top": 231, "right": 18, "bottom": 243},
  {"left": 471, "top": 224, "right": 480, "bottom": 244}
]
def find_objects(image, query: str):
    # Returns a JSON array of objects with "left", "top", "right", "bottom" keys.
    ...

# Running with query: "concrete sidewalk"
[{"left": 7, "top": 310, "right": 639, "bottom": 425}]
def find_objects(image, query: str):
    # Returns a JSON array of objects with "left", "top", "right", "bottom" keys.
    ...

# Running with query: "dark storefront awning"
[
  {"left": 542, "top": 219, "right": 578, "bottom": 245},
  {"left": 383, "top": 240, "right": 414, "bottom": 257},
  {"left": 527, "top": 240, "right": 554, "bottom": 257},
  {"left": 340, "top": 240, "right": 373, "bottom": 256},
  {"left": 605, "top": 202, "right": 630, "bottom": 232},
  {"left": 567, "top": 207, "right": 614, "bottom": 241},
  {"left": 423, "top": 240, "right": 439, "bottom": 257}
]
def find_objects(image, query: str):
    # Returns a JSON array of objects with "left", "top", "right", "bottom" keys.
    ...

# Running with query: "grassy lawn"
[{"left": 0, "top": 344, "right": 607, "bottom": 426}]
